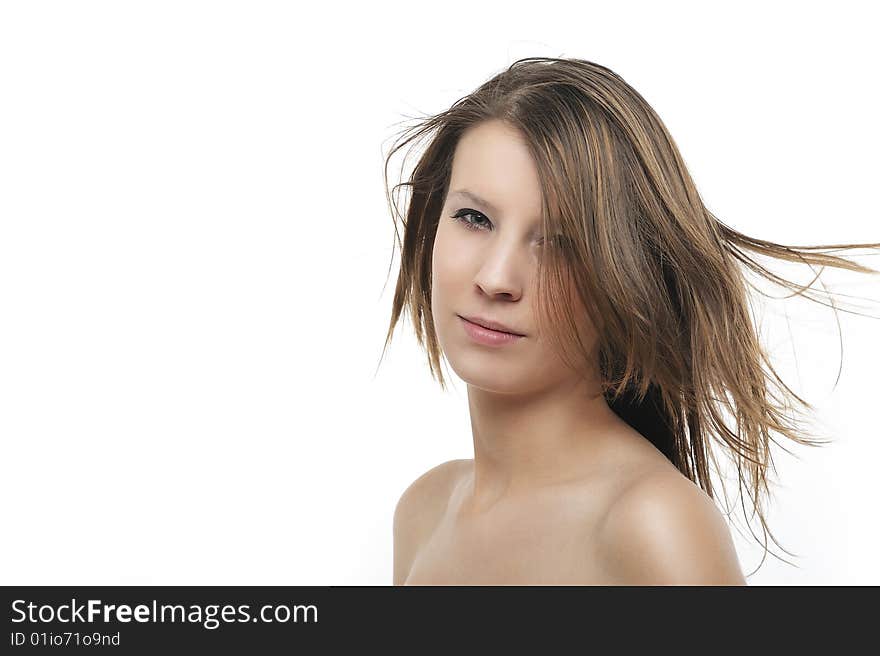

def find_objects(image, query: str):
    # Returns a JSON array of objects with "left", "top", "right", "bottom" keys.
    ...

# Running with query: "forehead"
[{"left": 447, "top": 121, "right": 544, "bottom": 221}]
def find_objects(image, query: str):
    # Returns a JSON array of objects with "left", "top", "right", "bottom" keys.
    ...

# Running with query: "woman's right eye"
[{"left": 451, "top": 208, "right": 490, "bottom": 231}]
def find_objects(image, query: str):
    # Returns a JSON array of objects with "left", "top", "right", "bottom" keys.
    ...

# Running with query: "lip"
[
  {"left": 458, "top": 315, "right": 526, "bottom": 347},
  {"left": 459, "top": 315, "right": 526, "bottom": 336}
]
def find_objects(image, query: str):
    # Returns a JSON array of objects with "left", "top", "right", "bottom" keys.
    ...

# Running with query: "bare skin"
[
  {"left": 393, "top": 119, "right": 746, "bottom": 585},
  {"left": 397, "top": 423, "right": 688, "bottom": 585}
]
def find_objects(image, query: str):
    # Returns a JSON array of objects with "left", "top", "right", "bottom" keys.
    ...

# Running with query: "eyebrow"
[{"left": 448, "top": 189, "right": 500, "bottom": 214}]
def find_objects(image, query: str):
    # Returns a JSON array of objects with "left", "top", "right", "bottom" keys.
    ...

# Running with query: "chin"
[{"left": 448, "top": 359, "right": 532, "bottom": 394}]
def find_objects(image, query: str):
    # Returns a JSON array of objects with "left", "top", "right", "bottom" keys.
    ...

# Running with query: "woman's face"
[{"left": 431, "top": 119, "right": 597, "bottom": 394}]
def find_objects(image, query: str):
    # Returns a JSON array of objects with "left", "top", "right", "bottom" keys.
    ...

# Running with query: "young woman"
[{"left": 380, "top": 57, "right": 879, "bottom": 585}]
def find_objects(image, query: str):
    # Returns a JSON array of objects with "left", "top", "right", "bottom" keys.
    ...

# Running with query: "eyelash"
[
  {"left": 451, "top": 208, "right": 491, "bottom": 232},
  {"left": 450, "top": 208, "right": 562, "bottom": 249}
]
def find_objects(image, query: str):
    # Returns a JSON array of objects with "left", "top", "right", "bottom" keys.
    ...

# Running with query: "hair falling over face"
[{"left": 376, "top": 56, "right": 880, "bottom": 577}]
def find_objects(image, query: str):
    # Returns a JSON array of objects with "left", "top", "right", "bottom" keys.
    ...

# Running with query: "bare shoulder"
[
  {"left": 594, "top": 468, "right": 747, "bottom": 585},
  {"left": 392, "top": 459, "right": 467, "bottom": 585}
]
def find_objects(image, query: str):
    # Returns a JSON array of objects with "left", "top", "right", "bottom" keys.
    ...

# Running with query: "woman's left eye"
[{"left": 536, "top": 235, "right": 570, "bottom": 248}]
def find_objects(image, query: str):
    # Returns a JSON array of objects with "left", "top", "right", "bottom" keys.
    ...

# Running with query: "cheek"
[
  {"left": 537, "top": 269, "right": 594, "bottom": 341},
  {"left": 431, "top": 227, "right": 455, "bottom": 313},
  {"left": 432, "top": 225, "right": 470, "bottom": 292}
]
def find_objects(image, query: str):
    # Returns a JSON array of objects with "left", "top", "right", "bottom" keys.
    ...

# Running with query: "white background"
[{"left": 1, "top": 1, "right": 877, "bottom": 585}]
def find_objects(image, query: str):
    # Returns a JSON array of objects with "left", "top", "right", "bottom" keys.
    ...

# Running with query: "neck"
[{"left": 462, "top": 373, "right": 620, "bottom": 514}]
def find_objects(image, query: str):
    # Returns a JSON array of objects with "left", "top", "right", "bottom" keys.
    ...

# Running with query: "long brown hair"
[{"left": 378, "top": 56, "right": 880, "bottom": 576}]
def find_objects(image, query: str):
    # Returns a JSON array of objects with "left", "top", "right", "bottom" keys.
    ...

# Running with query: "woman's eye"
[
  {"left": 451, "top": 209, "right": 572, "bottom": 253},
  {"left": 537, "top": 235, "right": 567, "bottom": 248},
  {"left": 451, "top": 208, "right": 490, "bottom": 231}
]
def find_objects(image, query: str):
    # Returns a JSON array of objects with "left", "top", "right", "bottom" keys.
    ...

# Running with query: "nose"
[{"left": 472, "top": 238, "right": 527, "bottom": 301}]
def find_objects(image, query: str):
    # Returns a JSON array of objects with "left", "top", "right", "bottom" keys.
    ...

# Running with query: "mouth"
[
  {"left": 458, "top": 314, "right": 525, "bottom": 336},
  {"left": 458, "top": 315, "right": 526, "bottom": 346}
]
